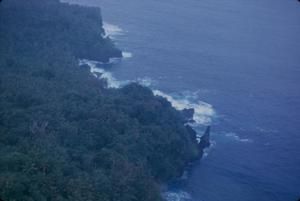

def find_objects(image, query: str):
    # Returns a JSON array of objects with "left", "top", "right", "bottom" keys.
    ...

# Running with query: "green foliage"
[{"left": 0, "top": 0, "right": 199, "bottom": 200}]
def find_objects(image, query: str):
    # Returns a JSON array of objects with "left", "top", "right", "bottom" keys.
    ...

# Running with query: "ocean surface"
[{"left": 64, "top": 0, "right": 300, "bottom": 200}]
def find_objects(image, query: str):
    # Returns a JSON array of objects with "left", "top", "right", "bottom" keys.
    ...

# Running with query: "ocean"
[{"left": 64, "top": 0, "right": 300, "bottom": 200}]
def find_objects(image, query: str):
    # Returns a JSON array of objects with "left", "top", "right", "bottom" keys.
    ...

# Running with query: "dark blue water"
[{"left": 65, "top": 0, "right": 300, "bottom": 200}]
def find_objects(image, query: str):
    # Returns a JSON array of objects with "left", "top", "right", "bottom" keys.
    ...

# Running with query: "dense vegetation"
[{"left": 0, "top": 0, "right": 200, "bottom": 200}]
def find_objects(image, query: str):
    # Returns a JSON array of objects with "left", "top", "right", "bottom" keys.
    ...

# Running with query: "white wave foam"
[
  {"left": 79, "top": 59, "right": 159, "bottom": 89},
  {"left": 103, "top": 22, "right": 124, "bottom": 39},
  {"left": 79, "top": 59, "right": 128, "bottom": 88},
  {"left": 136, "top": 77, "right": 157, "bottom": 87},
  {"left": 225, "top": 132, "right": 253, "bottom": 143},
  {"left": 122, "top": 51, "right": 133, "bottom": 58},
  {"left": 202, "top": 140, "right": 216, "bottom": 158},
  {"left": 162, "top": 191, "right": 192, "bottom": 201},
  {"left": 153, "top": 90, "right": 215, "bottom": 125},
  {"left": 108, "top": 57, "right": 122, "bottom": 64}
]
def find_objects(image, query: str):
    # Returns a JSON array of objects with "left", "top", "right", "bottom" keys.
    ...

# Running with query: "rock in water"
[
  {"left": 200, "top": 126, "right": 210, "bottom": 148},
  {"left": 198, "top": 126, "right": 211, "bottom": 158}
]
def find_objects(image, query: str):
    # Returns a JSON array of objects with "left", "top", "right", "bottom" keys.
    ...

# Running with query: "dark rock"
[
  {"left": 199, "top": 126, "right": 210, "bottom": 148},
  {"left": 198, "top": 126, "right": 211, "bottom": 157},
  {"left": 79, "top": 64, "right": 90, "bottom": 69},
  {"left": 180, "top": 108, "right": 195, "bottom": 123},
  {"left": 185, "top": 125, "right": 197, "bottom": 140}
]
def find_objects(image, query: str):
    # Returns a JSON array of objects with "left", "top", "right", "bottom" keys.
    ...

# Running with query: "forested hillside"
[{"left": 0, "top": 0, "right": 199, "bottom": 200}]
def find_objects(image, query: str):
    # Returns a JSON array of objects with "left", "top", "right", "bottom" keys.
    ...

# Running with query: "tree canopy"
[{"left": 0, "top": 0, "right": 199, "bottom": 200}]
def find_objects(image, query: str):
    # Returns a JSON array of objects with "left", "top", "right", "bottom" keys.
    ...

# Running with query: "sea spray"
[
  {"left": 103, "top": 22, "right": 125, "bottom": 39},
  {"left": 122, "top": 51, "right": 133, "bottom": 58},
  {"left": 162, "top": 191, "right": 193, "bottom": 201},
  {"left": 79, "top": 59, "right": 129, "bottom": 88},
  {"left": 102, "top": 22, "right": 133, "bottom": 58},
  {"left": 153, "top": 90, "right": 215, "bottom": 126}
]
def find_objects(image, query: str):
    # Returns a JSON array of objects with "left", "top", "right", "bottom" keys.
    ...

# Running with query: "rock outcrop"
[
  {"left": 180, "top": 108, "right": 195, "bottom": 123},
  {"left": 198, "top": 126, "right": 211, "bottom": 157}
]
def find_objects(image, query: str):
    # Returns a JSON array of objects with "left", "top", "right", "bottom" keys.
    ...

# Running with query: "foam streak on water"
[{"left": 225, "top": 132, "right": 253, "bottom": 143}]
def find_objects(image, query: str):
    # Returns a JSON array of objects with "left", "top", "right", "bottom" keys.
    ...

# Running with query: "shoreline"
[{"left": 0, "top": 0, "right": 212, "bottom": 200}]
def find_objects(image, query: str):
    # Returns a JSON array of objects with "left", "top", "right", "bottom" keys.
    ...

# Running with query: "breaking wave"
[
  {"left": 122, "top": 51, "right": 133, "bottom": 58},
  {"left": 162, "top": 191, "right": 193, "bottom": 201},
  {"left": 153, "top": 90, "right": 215, "bottom": 126},
  {"left": 103, "top": 22, "right": 125, "bottom": 39},
  {"left": 79, "top": 59, "right": 129, "bottom": 88},
  {"left": 79, "top": 59, "right": 158, "bottom": 89},
  {"left": 136, "top": 77, "right": 157, "bottom": 87},
  {"left": 102, "top": 22, "right": 132, "bottom": 59},
  {"left": 203, "top": 140, "right": 217, "bottom": 158}
]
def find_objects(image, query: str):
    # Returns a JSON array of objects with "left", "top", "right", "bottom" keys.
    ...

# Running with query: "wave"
[
  {"left": 162, "top": 190, "right": 193, "bottom": 201},
  {"left": 79, "top": 59, "right": 129, "bottom": 88},
  {"left": 103, "top": 22, "right": 125, "bottom": 39},
  {"left": 136, "top": 77, "right": 157, "bottom": 87},
  {"left": 122, "top": 51, "right": 133, "bottom": 58},
  {"left": 79, "top": 59, "right": 159, "bottom": 89},
  {"left": 225, "top": 132, "right": 253, "bottom": 143},
  {"left": 153, "top": 90, "right": 215, "bottom": 126},
  {"left": 102, "top": 22, "right": 132, "bottom": 60},
  {"left": 203, "top": 140, "right": 216, "bottom": 158}
]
